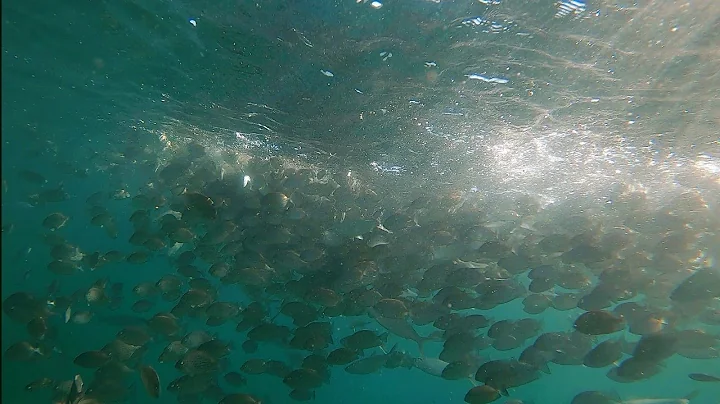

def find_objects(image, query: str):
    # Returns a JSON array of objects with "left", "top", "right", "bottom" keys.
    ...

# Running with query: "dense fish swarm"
[{"left": 2, "top": 142, "right": 720, "bottom": 403}]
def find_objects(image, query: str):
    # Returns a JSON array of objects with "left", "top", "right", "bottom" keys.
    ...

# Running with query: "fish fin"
[
  {"left": 387, "top": 343, "right": 398, "bottom": 355},
  {"left": 380, "top": 332, "right": 389, "bottom": 344},
  {"left": 409, "top": 357, "right": 419, "bottom": 369},
  {"left": 683, "top": 390, "right": 700, "bottom": 401},
  {"left": 617, "top": 334, "right": 628, "bottom": 353},
  {"left": 271, "top": 300, "right": 286, "bottom": 321},
  {"left": 66, "top": 374, "right": 85, "bottom": 404},
  {"left": 417, "top": 339, "right": 425, "bottom": 357},
  {"left": 500, "top": 389, "right": 509, "bottom": 397},
  {"left": 540, "top": 363, "right": 552, "bottom": 375}
]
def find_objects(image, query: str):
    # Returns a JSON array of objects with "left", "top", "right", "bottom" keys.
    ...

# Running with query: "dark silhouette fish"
[{"left": 688, "top": 373, "right": 720, "bottom": 382}]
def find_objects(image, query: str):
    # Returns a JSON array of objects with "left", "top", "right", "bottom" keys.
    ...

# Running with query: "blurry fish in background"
[
  {"left": 687, "top": 373, "right": 720, "bottom": 382},
  {"left": 619, "top": 391, "right": 699, "bottom": 404}
]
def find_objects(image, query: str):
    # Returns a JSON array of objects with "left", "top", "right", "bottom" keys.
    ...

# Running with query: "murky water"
[{"left": 2, "top": 0, "right": 719, "bottom": 403}]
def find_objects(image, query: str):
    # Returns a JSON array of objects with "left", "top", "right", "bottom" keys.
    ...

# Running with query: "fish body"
[
  {"left": 64, "top": 374, "right": 84, "bottom": 404},
  {"left": 413, "top": 357, "right": 448, "bottom": 378},
  {"left": 688, "top": 372, "right": 720, "bottom": 382},
  {"left": 369, "top": 308, "right": 428, "bottom": 354},
  {"left": 344, "top": 345, "right": 397, "bottom": 375},
  {"left": 621, "top": 391, "right": 698, "bottom": 404},
  {"left": 344, "top": 353, "right": 389, "bottom": 375},
  {"left": 140, "top": 365, "right": 161, "bottom": 398}
]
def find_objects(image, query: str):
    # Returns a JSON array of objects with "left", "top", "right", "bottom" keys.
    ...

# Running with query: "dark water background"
[{"left": 2, "top": 0, "right": 720, "bottom": 403}]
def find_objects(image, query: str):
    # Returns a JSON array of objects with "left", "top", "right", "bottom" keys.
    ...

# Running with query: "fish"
[
  {"left": 340, "top": 329, "right": 388, "bottom": 350},
  {"left": 632, "top": 332, "right": 678, "bottom": 362},
  {"left": 176, "top": 349, "right": 219, "bottom": 375},
  {"left": 64, "top": 374, "right": 84, "bottom": 404},
  {"left": 283, "top": 368, "right": 324, "bottom": 390},
  {"left": 345, "top": 345, "right": 397, "bottom": 375},
  {"left": 464, "top": 385, "right": 501, "bottom": 404},
  {"left": 413, "top": 356, "right": 449, "bottom": 378},
  {"left": 583, "top": 337, "right": 625, "bottom": 368},
  {"left": 224, "top": 371, "right": 248, "bottom": 386},
  {"left": 139, "top": 365, "right": 160, "bottom": 398},
  {"left": 4, "top": 341, "right": 48, "bottom": 361},
  {"left": 219, "top": 393, "right": 262, "bottom": 404},
  {"left": 18, "top": 170, "right": 47, "bottom": 184},
  {"left": 620, "top": 390, "right": 698, "bottom": 404},
  {"left": 24, "top": 377, "right": 54, "bottom": 391},
  {"left": 688, "top": 372, "right": 720, "bottom": 382},
  {"left": 73, "top": 350, "right": 111, "bottom": 368},
  {"left": 42, "top": 212, "right": 69, "bottom": 230},
  {"left": 344, "top": 354, "right": 389, "bottom": 375},
  {"left": 290, "top": 389, "right": 316, "bottom": 401},
  {"left": 369, "top": 307, "right": 431, "bottom": 354},
  {"left": 670, "top": 269, "right": 720, "bottom": 302},
  {"left": 574, "top": 311, "right": 626, "bottom": 335},
  {"left": 241, "top": 359, "right": 267, "bottom": 374},
  {"left": 327, "top": 347, "right": 360, "bottom": 365}
]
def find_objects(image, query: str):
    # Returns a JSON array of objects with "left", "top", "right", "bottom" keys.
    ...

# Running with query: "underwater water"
[{"left": 2, "top": 0, "right": 720, "bottom": 403}]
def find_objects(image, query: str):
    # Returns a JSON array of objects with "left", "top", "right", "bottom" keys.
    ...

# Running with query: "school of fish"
[{"left": 2, "top": 139, "right": 720, "bottom": 404}]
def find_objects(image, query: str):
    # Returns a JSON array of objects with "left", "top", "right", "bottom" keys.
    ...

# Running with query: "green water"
[{"left": 2, "top": 0, "right": 719, "bottom": 403}]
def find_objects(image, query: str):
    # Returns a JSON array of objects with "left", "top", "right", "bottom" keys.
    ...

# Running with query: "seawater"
[{"left": 2, "top": 0, "right": 719, "bottom": 403}]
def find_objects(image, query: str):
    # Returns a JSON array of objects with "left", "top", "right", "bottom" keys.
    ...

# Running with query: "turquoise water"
[{"left": 2, "top": 0, "right": 720, "bottom": 403}]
